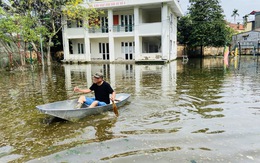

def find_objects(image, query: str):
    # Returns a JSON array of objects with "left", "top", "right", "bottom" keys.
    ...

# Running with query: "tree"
[
  {"left": 243, "top": 14, "right": 248, "bottom": 28},
  {"left": 177, "top": 15, "right": 192, "bottom": 45},
  {"left": 186, "top": 0, "right": 229, "bottom": 56},
  {"left": 177, "top": 15, "right": 192, "bottom": 55},
  {"left": 0, "top": 0, "right": 101, "bottom": 68},
  {"left": 9, "top": 0, "right": 68, "bottom": 66},
  {"left": 231, "top": 9, "right": 239, "bottom": 23},
  {"left": 226, "top": 26, "right": 236, "bottom": 46},
  {"left": 0, "top": 6, "right": 45, "bottom": 68}
]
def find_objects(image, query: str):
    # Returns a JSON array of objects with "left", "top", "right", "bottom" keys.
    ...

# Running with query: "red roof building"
[
  {"left": 227, "top": 22, "right": 245, "bottom": 32},
  {"left": 249, "top": 10, "right": 260, "bottom": 15}
]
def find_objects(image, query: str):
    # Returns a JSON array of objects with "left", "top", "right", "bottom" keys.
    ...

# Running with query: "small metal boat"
[{"left": 36, "top": 93, "right": 131, "bottom": 121}]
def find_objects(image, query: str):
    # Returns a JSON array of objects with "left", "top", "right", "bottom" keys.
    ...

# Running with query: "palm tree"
[
  {"left": 243, "top": 14, "right": 249, "bottom": 28},
  {"left": 231, "top": 9, "right": 239, "bottom": 23}
]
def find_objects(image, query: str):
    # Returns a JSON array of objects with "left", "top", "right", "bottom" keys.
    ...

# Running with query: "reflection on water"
[{"left": 0, "top": 57, "right": 260, "bottom": 162}]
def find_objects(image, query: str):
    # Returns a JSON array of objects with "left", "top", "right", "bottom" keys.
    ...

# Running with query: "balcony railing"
[
  {"left": 88, "top": 26, "right": 109, "bottom": 33},
  {"left": 113, "top": 25, "right": 134, "bottom": 32},
  {"left": 88, "top": 25, "right": 135, "bottom": 33}
]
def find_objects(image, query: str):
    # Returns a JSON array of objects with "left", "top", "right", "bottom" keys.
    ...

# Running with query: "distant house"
[
  {"left": 227, "top": 22, "right": 245, "bottom": 33},
  {"left": 232, "top": 11, "right": 260, "bottom": 54},
  {"left": 250, "top": 10, "right": 260, "bottom": 31},
  {"left": 232, "top": 30, "right": 260, "bottom": 55},
  {"left": 62, "top": 0, "right": 183, "bottom": 63}
]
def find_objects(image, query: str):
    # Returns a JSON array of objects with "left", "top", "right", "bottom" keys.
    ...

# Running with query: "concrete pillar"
[
  {"left": 84, "top": 27, "right": 91, "bottom": 61},
  {"left": 161, "top": 3, "right": 169, "bottom": 60},
  {"left": 134, "top": 7, "right": 140, "bottom": 60},
  {"left": 108, "top": 9, "right": 115, "bottom": 61},
  {"left": 172, "top": 14, "right": 178, "bottom": 60},
  {"left": 62, "top": 16, "right": 70, "bottom": 60}
]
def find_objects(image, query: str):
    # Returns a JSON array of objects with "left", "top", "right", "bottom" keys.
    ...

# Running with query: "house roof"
[
  {"left": 249, "top": 10, "right": 260, "bottom": 15},
  {"left": 228, "top": 22, "right": 244, "bottom": 30}
]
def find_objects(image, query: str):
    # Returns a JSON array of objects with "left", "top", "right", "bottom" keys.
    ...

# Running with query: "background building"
[
  {"left": 232, "top": 11, "right": 260, "bottom": 55},
  {"left": 62, "top": 0, "right": 183, "bottom": 63}
]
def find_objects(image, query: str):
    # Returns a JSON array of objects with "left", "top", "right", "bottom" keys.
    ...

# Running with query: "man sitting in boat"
[{"left": 73, "top": 72, "right": 116, "bottom": 109}]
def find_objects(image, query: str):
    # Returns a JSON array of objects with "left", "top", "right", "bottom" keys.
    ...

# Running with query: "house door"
[
  {"left": 121, "top": 15, "right": 134, "bottom": 32},
  {"left": 99, "top": 43, "right": 109, "bottom": 60},
  {"left": 121, "top": 42, "right": 134, "bottom": 60},
  {"left": 101, "top": 17, "right": 108, "bottom": 33}
]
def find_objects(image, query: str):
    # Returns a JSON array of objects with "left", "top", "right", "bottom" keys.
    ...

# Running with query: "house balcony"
[
  {"left": 137, "top": 22, "right": 161, "bottom": 36},
  {"left": 66, "top": 28, "right": 85, "bottom": 39},
  {"left": 66, "top": 22, "right": 162, "bottom": 38},
  {"left": 89, "top": 22, "right": 161, "bottom": 36}
]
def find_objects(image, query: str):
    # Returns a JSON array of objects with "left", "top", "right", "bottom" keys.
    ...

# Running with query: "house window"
[
  {"left": 78, "top": 43, "right": 84, "bottom": 54},
  {"left": 67, "top": 20, "right": 72, "bottom": 28},
  {"left": 121, "top": 41, "right": 135, "bottom": 60},
  {"left": 99, "top": 43, "right": 109, "bottom": 60},
  {"left": 67, "top": 19, "right": 82, "bottom": 28},
  {"left": 101, "top": 17, "right": 108, "bottom": 33},
  {"left": 77, "top": 19, "right": 83, "bottom": 27},
  {"left": 120, "top": 14, "right": 134, "bottom": 32},
  {"left": 99, "top": 43, "right": 102, "bottom": 53}
]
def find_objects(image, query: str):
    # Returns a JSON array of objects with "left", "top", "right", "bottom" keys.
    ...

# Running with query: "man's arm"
[
  {"left": 111, "top": 91, "right": 116, "bottom": 101},
  {"left": 74, "top": 87, "right": 92, "bottom": 94}
]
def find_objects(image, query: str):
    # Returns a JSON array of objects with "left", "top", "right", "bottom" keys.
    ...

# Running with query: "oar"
[{"left": 112, "top": 100, "right": 119, "bottom": 117}]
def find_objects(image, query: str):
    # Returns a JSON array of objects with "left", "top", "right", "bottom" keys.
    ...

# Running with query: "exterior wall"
[
  {"left": 232, "top": 31, "right": 260, "bottom": 45},
  {"left": 204, "top": 47, "right": 224, "bottom": 56},
  {"left": 90, "top": 38, "right": 109, "bottom": 60},
  {"left": 177, "top": 45, "right": 224, "bottom": 57},
  {"left": 114, "top": 37, "right": 135, "bottom": 60},
  {"left": 62, "top": 0, "right": 183, "bottom": 62},
  {"left": 255, "top": 12, "right": 260, "bottom": 30},
  {"left": 177, "top": 45, "right": 184, "bottom": 58},
  {"left": 244, "top": 22, "right": 253, "bottom": 32},
  {"left": 232, "top": 31, "right": 260, "bottom": 54}
]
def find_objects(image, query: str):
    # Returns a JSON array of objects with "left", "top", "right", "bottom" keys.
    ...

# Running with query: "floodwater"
[{"left": 0, "top": 57, "right": 260, "bottom": 163}]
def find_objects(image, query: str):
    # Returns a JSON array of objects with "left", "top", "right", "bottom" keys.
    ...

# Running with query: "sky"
[{"left": 179, "top": 0, "right": 260, "bottom": 23}]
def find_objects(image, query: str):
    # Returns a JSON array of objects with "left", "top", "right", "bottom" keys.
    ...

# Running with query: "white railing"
[
  {"left": 113, "top": 25, "right": 135, "bottom": 32},
  {"left": 65, "top": 23, "right": 162, "bottom": 37},
  {"left": 88, "top": 27, "right": 108, "bottom": 33}
]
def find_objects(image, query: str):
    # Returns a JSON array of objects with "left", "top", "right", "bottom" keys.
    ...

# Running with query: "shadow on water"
[
  {"left": 0, "top": 57, "right": 260, "bottom": 162},
  {"left": 40, "top": 116, "right": 67, "bottom": 124},
  {"left": 39, "top": 113, "right": 119, "bottom": 143}
]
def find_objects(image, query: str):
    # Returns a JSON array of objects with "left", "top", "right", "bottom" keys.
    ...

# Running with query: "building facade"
[
  {"left": 232, "top": 31, "right": 260, "bottom": 55},
  {"left": 62, "top": 0, "right": 183, "bottom": 63},
  {"left": 232, "top": 11, "right": 260, "bottom": 55}
]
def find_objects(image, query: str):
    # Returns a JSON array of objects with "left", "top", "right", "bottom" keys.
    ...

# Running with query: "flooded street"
[{"left": 0, "top": 57, "right": 260, "bottom": 162}]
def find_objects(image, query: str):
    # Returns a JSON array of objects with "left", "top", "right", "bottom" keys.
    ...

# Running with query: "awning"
[{"left": 242, "top": 34, "right": 249, "bottom": 37}]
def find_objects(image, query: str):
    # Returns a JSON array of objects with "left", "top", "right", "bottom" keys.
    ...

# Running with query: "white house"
[{"left": 62, "top": 0, "right": 183, "bottom": 63}]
